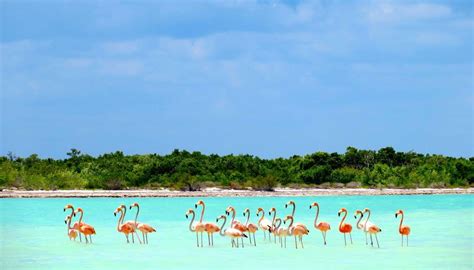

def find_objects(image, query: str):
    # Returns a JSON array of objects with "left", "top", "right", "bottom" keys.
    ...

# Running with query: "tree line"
[{"left": 0, "top": 147, "right": 473, "bottom": 191}]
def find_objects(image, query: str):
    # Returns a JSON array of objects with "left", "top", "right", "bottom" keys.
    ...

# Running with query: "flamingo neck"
[
  {"left": 274, "top": 218, "right": 282, "bottom": 230},
  {"left": 121, "top": 206, "right": 127, "bottom": 225},
  {"left": 313, "top": 205, "right": 320, "bottom": 228},
  {"left": 199, "top": 203, "right": 205, "bottom": 223},
  {"left": 244, "top": 210, "right": 250, "bottom": 226},
  {"left": 355, "top": 214, "right": 363, "bottom": 228},
  {"left": 66, "top": 218, "right": 73, "bottom": 234},
  {"left": 258, "top": 210, "right": 264, "bottom": 224},
  {"left": 231, "top": 208, "right": 236, "bottom": 224},
  {"left": 399, "top": 213, "right": 404, "bottom": 233},
  {"left": 134, "top": 205, "right": 140, "bottom": 225},
  {"left": 218, "top": 217, "right": 226, "bottom": 236},
  {"left": 117, "top": 210, "right": 124, "bottom": 232},
  {"left": 339, "top": 211, "right": 347, "bottom": 230},
  {"left": 290, "top": 203, "right": 296, "bottom": 218},
  {"left": 77, "top": 210, "right": 84, "bottom": 224},
  {"left": 188, "top": 212, "right": 196, "bottom": 232},
  {"left": 271, "top": 209, "right": 277, "bottom": 225},
  {"left": 364, "top": 210, "right": 371, "bottom": 230}
]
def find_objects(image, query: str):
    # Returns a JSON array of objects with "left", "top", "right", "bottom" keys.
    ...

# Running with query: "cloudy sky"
[{"left": 1, "top": 0, "right": 472, "bottom": 158}]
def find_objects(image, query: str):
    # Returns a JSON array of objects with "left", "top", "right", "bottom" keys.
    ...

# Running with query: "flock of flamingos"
[{"left": 63, "top": 200, "right": 411, "bottom": 249}]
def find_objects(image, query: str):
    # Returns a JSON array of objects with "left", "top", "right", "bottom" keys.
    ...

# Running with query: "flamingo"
[
  {"left": 74, "top": 208, "right": 96, "bottom": 244},
  {"left": 63, "top": 204, "right": 82, "bottom": 242},
  {"left": 114, "top": 207, "right": 139, "bottom": 243},
  {"left": 310, "top": 202, "right": 331, "bottom": 245},
  {"left": 271, "top": 217, "right": 288, "bottom": 248},
  {"left": 268, "top": 207, "right": 278, "bottom": 243},
  {"left": 256, "top": 207, "right": 272, "bottom": 240},
  {"left": 64, "top": 216, "right": 78, "bottom": 241},
  {"left": 226, "top": 206, "right": 247, "bottom": 247},
  {"left": 395, "top": 209, "right": 411, "bottom": 247},
  {"left": 216, "top": 214, "right": 248, "bottom": 248},
  {"left": 129, "top": 202, "right": 156, "bottom": 244},
  {"left": 195, "top": 200, "right": 220, "bottom": 247},
  {"left": 284, "top": 215, "right": 309, "bottom": 249},
  {"left": 186, "top": 209, "right": 206, "bottom": 247},
  {"left": 362, "top": 208, "right": 381, "bottom": 248},
  {"left": 120, "top": 204, "right": 141, "bottom": 244},
  {"left": 243, "top": 208, "right": 258, "bottom": 246},
  {"left": 285, "top": 200, "right": 309, "bottom": 231},
  {"left": 354, "top": 209, "right": 370, "bottom": 245},
  {"left": 337, "top": 208, "right": 352, "bottom": 246}
]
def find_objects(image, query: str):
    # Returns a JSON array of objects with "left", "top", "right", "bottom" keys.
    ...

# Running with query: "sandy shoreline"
[{"left": 0, "top": 187, "right": 472, "bottom": 198}]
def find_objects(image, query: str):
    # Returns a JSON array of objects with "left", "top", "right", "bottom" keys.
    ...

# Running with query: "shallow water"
[{"left": 1, "top": 195, "right": 472, "bottom": 269}]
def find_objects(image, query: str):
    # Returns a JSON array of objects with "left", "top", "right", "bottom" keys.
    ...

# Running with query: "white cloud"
[{"left": 366, "top": 2, "right": 452, "bottom": 23}]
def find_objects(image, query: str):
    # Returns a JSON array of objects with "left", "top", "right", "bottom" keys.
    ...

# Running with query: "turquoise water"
[{"left": 1, "top": 195, "right": 472, "bottom": 269}]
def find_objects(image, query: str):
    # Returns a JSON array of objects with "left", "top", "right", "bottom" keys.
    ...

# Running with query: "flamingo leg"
[
  {"left": 89, "top": 235, "right": 92, "bottom": 243},
  {"left": 126, "top": 234, "right": 130, "bottom": 243},
  {"left": 207, "top": 233, "right": 211, "bottom": 246},
  {"left": 370, "top": 234, "right": 373, "bottom": 247},
  {"left": 136, "top": 231, "right": 142, "bottom": 244},
  {"left": 375, "top": 234, "right": 380, "bottom": 248},
  {"left": 196, "top": 232, "right": 199, "bottom": 247},
  {"left": 365, "top": 232, "right": 368, "bottom": 245},
  {"left": 79, "top": 232, "right": 82, "bottom": 242},
  {"left": 406, "top": 235, "right": 409, "bottom": 247},
  {"left": 300, "top": 235, "right": 304, "bottom": 248},
  {"left": 241, "top": 237, "right": 244, "bottom": 247},
  {"left": 294, "top": 236, "right": 298, "bottom": 249},
  {"left": 349, "top": 233, "right": 353, "bottom": 244},
  {"left": 132, "top": 232, "right": 135, "bottom": 243},
  {"left": 253, "top": 233, "right": 256, "bottom": 246},
  {"left": 344, "top": 233, "right": 347, "bottom": 246},
  {"left": 200, "top": 232, "right": 203, "bottom": 247},
  {"left": 401, "top": 235, "right": 403, "bottom": 247}
]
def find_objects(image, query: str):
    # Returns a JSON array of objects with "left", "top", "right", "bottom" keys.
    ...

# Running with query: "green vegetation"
[{"left": 0, "top": 147, "right": 473, "bottom": 191}]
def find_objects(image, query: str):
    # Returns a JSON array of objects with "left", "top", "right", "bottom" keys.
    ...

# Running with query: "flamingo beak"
[
  {"left": 216, "top": 218, "right": 218, "bottom": 222},
  {"left": 195, "top": 204, "right": 197, "bottom": 208},
  {"left": 185, "top": 214, "right": 188, "bottom": 219},
  {"left": 129, "top": 206, "right": 132, "bottom": 210},
  {"left": 354, "top": 215, "right": 357, "bottom": 219},
  {"left": 114, "top": 212, "right": 116, "bottom": 216},
  {"left": 63, "top": 208, "right": 66, "bottom": 212},
  {"left": 73, "top": 213, "right": 76, "bottom": 217},
  {"left": 285, "top": 204, "right": 288, "bottom": 208},
  {"left": 338, "top": 212, "right": 340, "bottom": 217},
  {"left": 395, "top": 213, "right": 398, "bottom": 218},
  {"left": 309, "top": 205, "right": 312, "bottom": 209},
  {"left": 64, "top": 220, "right": 67, "bottom": 224}
]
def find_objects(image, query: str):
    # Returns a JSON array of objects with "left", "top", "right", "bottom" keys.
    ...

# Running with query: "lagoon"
[{"left": 1, "top": 195, "right": 472, "bottom": 269}]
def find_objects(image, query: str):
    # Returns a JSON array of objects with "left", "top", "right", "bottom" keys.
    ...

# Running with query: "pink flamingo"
[
  {"left": 226, "top": 206, "right": 247, "bottom": 247},
  {"left": 114, "top": 207, "right": 138, "bottom": 243},
  {"left": 395, "top": 209, "right": 411, "bottom": 246},
  {"left": 216, "top": 214, "right": 248, "bottom": 248},
  {"left": 337, "top": 208, "right": 352, "bottom": 246},
  {"left": 120, "top": 204, "right": 141, "bottom": 244},
  {"left": 186, "top": 209, "right": 206, "bottom": 247},
  {"left": 63, "top": 204, "right": 82, "bottom": 242},
  {"left": 256, "top": 207, "right": 272, "bottom": 240},
  {"left": 284, "top": 215, "right": 309, "bottom": 249},
  {"left": 74, "top": 208, "right": 96, "bottom": 244},
  {"left": 363, "top": 208, "right": 381, "bottom": 248},
  {"left": 268, "top": 207, "right": 278, "bottom": 243},
  {"left": 271, "top": 217, "right": 288, "bottom": 248},
  {"left": 310, "top": 202, "right": 331, "bottom": 245},
  {"left": 195, "top": 200, "right": 220, "bottom": 247},
  {"left": 64, "top": 216, "right": 78, "bottom": 241},
  {"left": 129, "top": 203, "right": 156, "bottom": 244},
  {"left": 243, "top": 208, "right": 258, "bottom": 246}
]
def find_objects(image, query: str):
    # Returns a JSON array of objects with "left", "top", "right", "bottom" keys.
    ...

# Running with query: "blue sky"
[{"left": 1, "top": 0, "right": 472, "bottom": 158}]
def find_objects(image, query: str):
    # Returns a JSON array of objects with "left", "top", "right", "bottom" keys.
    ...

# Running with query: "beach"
[{"left": 1, "top": 187, "right": 472, "bottom": 198}]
